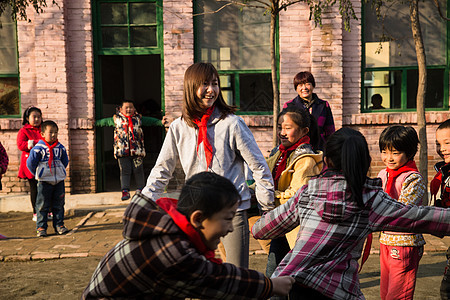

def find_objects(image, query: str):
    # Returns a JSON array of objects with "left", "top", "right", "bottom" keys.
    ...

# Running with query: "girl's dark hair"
[
  {"left": 182, "top": 62, "right": 236, "bottom": 127},
  {"left": 325, "top": 128, "right": 371, "bottom": 208},
  {"left": 22, "top": 106, "right": 42, "bottom": 125},
  {"left": 379, "top": 125, "right": 419, "bottom": 160},
  {"left": 293, "top": 71, "right": 316, "bottom": 90},
  {"left": 177, "top": 172, "right": 241, "bottom": 219},
  {"left": 278, "top": 107, "right": 320, "bottom": 151}
]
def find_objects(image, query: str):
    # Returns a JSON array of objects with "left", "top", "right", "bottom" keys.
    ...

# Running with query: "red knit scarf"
[
  {"left": 385, "top": 160, "right": 418, "bottom": 198},
  {"left": 274, "top": 135, "right": 310, "bottom": 183},
  {"left": 43, "top": 140, "right": 59, "bottom": 173},
  {"left": 156, "top": 197, "right": 222, "bottom": 264},
  {"left": 192, "top": 106, "right": 215, "bottom": 169},
  {"left": 125, "top": 115, "right": 135, "bottom": 140}
]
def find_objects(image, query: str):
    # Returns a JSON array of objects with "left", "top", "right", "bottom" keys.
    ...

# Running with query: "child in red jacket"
[{"left": 16, "top": 106, "right": 43, "bottom": 221}]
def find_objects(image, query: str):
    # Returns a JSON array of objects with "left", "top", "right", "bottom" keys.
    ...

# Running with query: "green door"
[{"left": 92, "top": 0, "right": 164, "bottom": 191}]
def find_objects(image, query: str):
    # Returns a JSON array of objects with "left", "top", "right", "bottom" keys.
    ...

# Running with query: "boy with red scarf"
[
  {"left": 27, "top": 120, "right": 69, "bottom": 237},
  {"left": 432, "top": 119, "right": 450, "bottom": 299},
  {"left": 377, "top": 125, "right": 426, "bottom": 300},
  {"left": 82, "top": 172, "right": 294, "bottom": 299}
]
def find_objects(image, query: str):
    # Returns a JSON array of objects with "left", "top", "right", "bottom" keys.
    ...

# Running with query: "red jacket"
[{"left": 16, "top": 124, "right": 42, "bottom": 179}]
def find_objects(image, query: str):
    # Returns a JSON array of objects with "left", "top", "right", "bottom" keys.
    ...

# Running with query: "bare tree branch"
[
  {"left": 279, "top": 0, "right": 303, "bottom": 12},
  {"left": 433, "top": 0, "right": 450, "bottom": 21},
  {"left": 193, "top": 0, "right": 267, "bottom": 16}
]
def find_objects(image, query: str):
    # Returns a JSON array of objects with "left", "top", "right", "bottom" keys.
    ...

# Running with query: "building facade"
[{"left": 0, "top": 0, "right": 448, "bottom": 195}]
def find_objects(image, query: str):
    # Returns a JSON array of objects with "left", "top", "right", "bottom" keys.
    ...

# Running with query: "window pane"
[
  {"left": 131, "top": 26, "right": 156, "bottom": 47},
  {"left": 239, "top": 73, "right": 273, "bottom": 112},
  {"left": 102, "top": 27, "right": 128, "bottom": 48},
  {"left": 195, "top": 0, "right": 270, "bottom": 70},
  {"left": 130, "top": 3, "right": 156, "bottom": 24},
  {"left": 0, "top": 78, "right": 19, "bottom": 115},
  {"left": 364, "top": 70, "right": 401, "bottom": 109},
  {"left": 219, "top": 75, "right": 234, "bottom": 106},
  {"left": 364, "top": 0, "right": 446, "bottom": 67},
  {"left": 101, "top": 3, "right": 127, "bottom": 25},
  {"left": 407, "top": 69, "right": 444, "bottom": 108},
  {"left": 0, "top": 9, "right": 18, "bottom": 74}
]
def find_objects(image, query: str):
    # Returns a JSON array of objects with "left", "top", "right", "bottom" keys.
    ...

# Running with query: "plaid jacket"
[
  {"left": 82, "top": 193, "right": 272, "bottom": 300},
  {"left": 252, "top": 172, "right": 450, "bottom": 300}
]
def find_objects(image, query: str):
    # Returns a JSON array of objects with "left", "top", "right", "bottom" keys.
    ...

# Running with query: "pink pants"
[{"left": 380, "top": 244, "right": 423, "bottom": 300}]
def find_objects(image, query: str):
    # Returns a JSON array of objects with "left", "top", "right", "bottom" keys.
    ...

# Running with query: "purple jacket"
[{"left": 252, "top": 172, "right": 450, "bottom": 300}]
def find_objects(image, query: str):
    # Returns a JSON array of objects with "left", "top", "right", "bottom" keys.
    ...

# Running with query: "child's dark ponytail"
[{"left": 325, "top": 128, "right": 371, "bottom": 207}]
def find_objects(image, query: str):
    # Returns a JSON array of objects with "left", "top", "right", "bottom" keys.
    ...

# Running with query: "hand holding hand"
[
  {"left": 27, "top": 140, "right": 34, "bottom": 149},
  {"left": 271, "top": 276, "right": 295, "bottom": 296}
]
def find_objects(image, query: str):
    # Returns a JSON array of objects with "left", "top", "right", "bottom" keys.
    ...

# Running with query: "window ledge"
[
  {"left": 240, "top": 115, "right": 273, "bottom": 127},
  {"left": 344, "top": 111, "right": 450, "bottom": 126},
  {"left": 0, "top": 119, "right": 22, "bottom": 130}
]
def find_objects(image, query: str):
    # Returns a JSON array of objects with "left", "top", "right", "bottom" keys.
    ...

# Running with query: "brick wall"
[{"left": 0, "top": 0, "right": 96, "bottom": 195}]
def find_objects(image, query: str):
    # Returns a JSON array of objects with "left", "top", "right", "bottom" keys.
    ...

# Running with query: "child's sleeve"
[
  {"left": 61, "top": 145, "right": 69, "bottom": 168},
  {"left": 369, "top": 190, "right": 450, "bottom": 235},
  {"left": 252, "top": 185, "right": 308, "bottom": 240},
  {"left": 142, "top": 116, "right": 163, "bottom": 127},
  {"left": 0, "top": 142, "right": 8, "bottom": 174},
  {"left": 17, "top": 128, "right": 31, "bottom": 151},
  {"left": 26, "top": 146, "right": 41, "bottom": 176},
  {"left": 398, "top": 173, "right": 426, "bottom": 206},
  {"left": 95, "top": 117, "right": 115, "bottom": 127}
]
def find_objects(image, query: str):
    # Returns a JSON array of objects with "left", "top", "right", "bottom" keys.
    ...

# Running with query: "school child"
[
  {"left": 27, "top": 120, "right": 69, "bottom": 237},
  {"left": 96, "top": 100, "right": 162, "bottom": 201},
  {"left": 265, "top": 107, "right": 323, "bottom": 283},
  {"left": 252, "top": 127, "right": 450, "bottom": 300},
  {"left": 377, "top": 125, "right": 426, "bottom": 300},
  {"left": 432, "top": 119, "right": 450, "bottom": 299},
  {"left": 82, "top": 172, "right": 294, "bottom": 299},
  {"left": 0, "top": 141, "right": 9, "bottom": 191},
  {"left": 16, "top": 106, "right": 43, "bottom": 221},
  {"left": 141, "top": 62, "right": 275, "bottom": 268}
]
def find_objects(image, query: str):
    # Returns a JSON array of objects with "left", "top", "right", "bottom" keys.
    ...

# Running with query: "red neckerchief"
[
  {"left": 274, "top": 135, "right": 310, "bottom": 183},
  {"left": 431, "top": 165, "right": 446, "bottom": 201},
  {"left": 155, "top": 197, "right": 222, "bottom": 264},
  {"left": 43, "top": 140, "right": 59, "bottom": 173},
  {"left": 192, "top": 106, "right": 215, "bottom": 169},
  {"left": 124, "top": 115, "right": 135, "bottom": 140},
  {"left": 385, "top": 160, "right": 418, "bottom": 198}
]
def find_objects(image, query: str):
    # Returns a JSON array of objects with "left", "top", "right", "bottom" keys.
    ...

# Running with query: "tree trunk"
[
  {"left": 410, "top": 0, "right": 428, "bottom": 202},
  {"left": 270, "top": 7, "right": 279, "bottom": 148}
]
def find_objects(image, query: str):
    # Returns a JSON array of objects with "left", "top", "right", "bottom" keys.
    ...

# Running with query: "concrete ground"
[{"left": 0, "top": 191, "right": 449, "bottom": 299}]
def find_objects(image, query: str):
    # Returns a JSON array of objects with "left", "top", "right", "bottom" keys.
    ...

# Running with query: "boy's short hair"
[
  {"left": 120, "top": 99, "right": 135, "bottom": 107},
  {"left": 379, "top": 125, "right": 419, "bottom": 159},
  {"left": 437, "top": 119, "right": 450, "bottom": 131},
  {"left": 177, "top": 172, "right": 240, "bottom": 219},
  {"left": 41, "top": 120, "right": 58, "bottom": 133}
]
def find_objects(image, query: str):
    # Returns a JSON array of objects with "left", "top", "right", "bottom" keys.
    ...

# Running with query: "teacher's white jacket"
[{"left": 142, "top": 108, "right": 275, "bottom": 211}]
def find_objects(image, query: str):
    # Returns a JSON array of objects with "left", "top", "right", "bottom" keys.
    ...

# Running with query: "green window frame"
[
  {"left": 93, "top": 0, "right": 163, "bottom": 56},
  {"left": 193, "top": 0, "right": 277, "bottom": 115},
  {"left": 0, "top": 6, "right": 20, "bottom": 117},
  {"left": 361, "top": 0, "right": 449, "bottom": 113}
]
